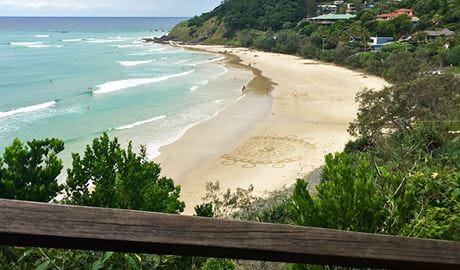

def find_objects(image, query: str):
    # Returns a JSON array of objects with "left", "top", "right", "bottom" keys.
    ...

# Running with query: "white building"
[{"left": 318, "top": 4, "right": 338, "bottom": 15}]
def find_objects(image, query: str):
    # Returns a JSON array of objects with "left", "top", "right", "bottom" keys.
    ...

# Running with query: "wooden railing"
[{"left": 0, "top": 199, "right": 459, "bottom": 269}]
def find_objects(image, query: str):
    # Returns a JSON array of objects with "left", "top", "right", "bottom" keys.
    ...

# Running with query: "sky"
[{"left": 0, "top": 0, "right": 223, "bottom": 17}]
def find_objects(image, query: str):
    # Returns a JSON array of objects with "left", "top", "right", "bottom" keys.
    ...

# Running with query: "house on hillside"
[
  {"left": 369, "top": 37, "right": 394, "bottom": 50},
  {"left": 318, "top": 4, "right": 338, "bottom": 15},
  {"left": 424, "top": 29, "right": 454, "bottom": 39},
  {"left": 346, "top": 3, "right": 357, "bottom": 14},
  {"left": 377, "top": 8, "right": 419, "bottom": 23},
  {"left": 307, "top": 14, "right": 356, "bottom": 26}
]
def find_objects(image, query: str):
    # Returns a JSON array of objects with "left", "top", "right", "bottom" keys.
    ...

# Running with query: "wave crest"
[
  {"left": 62, "top": 38, "right": 82, "bottom": 42},
  {"left": 10, "top": 42, "right": 62, "bottom": 48},
  {"left": 115, "top": 115, "right": 167, "bottom": 130},
  {"left": 118, "top": 60, "right": 153, "bottom": 67},
  {"left": 0, "top": 101, "right": 56, "bottom": 119},
  {"left": 94, "top": 70, "right": 194, "bottom": 94},
  {"left": 189, "top": 56, "right": 225, "bottom": 66}
]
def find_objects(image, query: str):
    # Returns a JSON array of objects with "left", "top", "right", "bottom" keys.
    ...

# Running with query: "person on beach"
[{"left": 242, "top": 86, "right": 246, "bottom": 93}]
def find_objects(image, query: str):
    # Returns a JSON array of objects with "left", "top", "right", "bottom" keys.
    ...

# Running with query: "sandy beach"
[{"left": 155, "top": 45, "right": 389, "bottom": 214}]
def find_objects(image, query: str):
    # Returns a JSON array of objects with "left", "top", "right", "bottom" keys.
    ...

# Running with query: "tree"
[
  {"left": 291, "top": 153, "right": 385, "bottom": 233},
  {"left": 0, "top": 134, "right": 187, "bottom": 269},
  {"left": 65, "top": 133, "right": 185, "bottom": 213},
  {"left": 349, "top": 74, "right": 460, "bottom": 139},
  {"left": 304, "top": 0, "right": 317, "bottom": 17},
  {"left": 446, "top": 45, "right": 460, "bottom": 65},
  {"left": 0, "top": 138, "right": 64, "bottom": 202}
]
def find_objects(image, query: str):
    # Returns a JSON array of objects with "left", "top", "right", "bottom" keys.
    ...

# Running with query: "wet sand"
[{"left": 155, "top": 45, "right": 389, "bottom": 214}]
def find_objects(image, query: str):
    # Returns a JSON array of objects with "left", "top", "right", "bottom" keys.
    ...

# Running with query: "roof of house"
[
  {"left": 309, "top": 14, "right": 356, "bottom": 20},
  {"left": 396, "top": 8, "right": 413, "bottom": 12},
  {"left": 424, "top": 29, "right": 454, "bottom": 37},
  {"left": 378, "top": 8, "right": 414, "bottom": 18}
]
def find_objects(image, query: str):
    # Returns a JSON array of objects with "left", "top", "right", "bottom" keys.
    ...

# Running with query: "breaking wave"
[
  {"left": 118, "top": 60, "right": 153, "bottom": 67},
  {"left": 0, "top": 101, "right": 56, "bottom": 119},
  {"left": 114, "top": 115, "right": 167, "bottom": 130},
  {"left": 93, "top": 70, "right": 194, "bottom": 94}
]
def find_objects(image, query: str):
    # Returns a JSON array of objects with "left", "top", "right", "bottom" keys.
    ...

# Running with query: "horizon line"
[{"left": 0, "top": 16, "right": 191, "bottom": 18}]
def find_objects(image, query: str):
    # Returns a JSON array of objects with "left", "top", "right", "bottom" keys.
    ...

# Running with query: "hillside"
[
  {"left": 168, "top": 0, "right": 460, "bottom": 82},
  {"left": 168, "top": 0, "right": 311, "bottom": 44},
  {"left": 169, "top": 0, "right": 459, "bottom": 44}
]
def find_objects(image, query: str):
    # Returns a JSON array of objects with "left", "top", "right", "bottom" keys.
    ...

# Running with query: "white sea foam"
[
  {"left": 214, "top": 99, "right": 224, "bottom": 104},
  {"left": 176, "top": 59, "right": 190, "bottom": 64},
  {"left": 118, "top": 60, "right": 153, "bottom": 67},
  {"left": 85, "top": 39, "right": 119, "bottom": 44},
  {"left": 94, "top": 70, "right": 194, "bottom": 94},
  {"left": 115, "top": 115, "right": 167, "bottom": 130},
  {"left": 147, "top": 102, "right": 233, "bottom": 160},
  {"left": 0, "top": 101, "right": 56, "bottom": 118},
  {"left": 190, "top": 86, "right": 199, "bottom": 92},
  {"left": 217, "top": 65, "right": 229, "bottom": 77},
  {"left": 10, "top": 42, "right": 43, "bottom": 47},
  {"left": 149, "top": 47, "right": 167, "bottom": 52},
  {"left": 111, "top": 44, "right": 143, "bottom": 48},
  {"left": 189, "top": 56, "right": 225, "bottom": 66},
  {"left": 62, "top": 38, "right": 83, "bottom": 42},
  {"left": 10, "top": 42, "right": 62, "bottom": 48},
  {"left": 198, "top": 80, "right": 209, "bottom": 86},
  {"left": 234, "top": 94, "right": 246, "bottom": 103},
  {"left": 35, "top": 34, "right": 50, "bottom": 38},
  {"left": 109, "top": 36, "right": 135, "bottom": 41}
]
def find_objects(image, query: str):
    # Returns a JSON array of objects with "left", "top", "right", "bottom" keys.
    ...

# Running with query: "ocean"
[{"left": 0, "top": 17, "right": 251, "bottom": 161}]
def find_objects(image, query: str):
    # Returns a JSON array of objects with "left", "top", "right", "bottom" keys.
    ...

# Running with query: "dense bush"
[
  {"left": 446, "top": 45, "right": 460, "bottom": 65},
  {"left": 66, "top": 133, "right": 184, "bottom": 213},
  {"left": 0, "top": 138, "right": 64, "bottom": 202},
  {"left": 0, "top": 134, "right": 185, "bottom": 269}
]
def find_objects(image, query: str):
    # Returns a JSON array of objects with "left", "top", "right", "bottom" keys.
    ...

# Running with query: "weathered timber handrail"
[{"left": 0, "top": 199, "right": 458, "bottom": 269}]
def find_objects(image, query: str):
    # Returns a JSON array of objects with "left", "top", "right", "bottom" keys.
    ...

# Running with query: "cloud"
[{"left": 0, "top": 0, "right": 222, "bottom": 16}]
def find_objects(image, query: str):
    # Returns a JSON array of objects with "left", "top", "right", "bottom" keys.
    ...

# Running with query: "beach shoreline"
[{"left": 155, "top": 45, "right": 389, "bottom": 214}]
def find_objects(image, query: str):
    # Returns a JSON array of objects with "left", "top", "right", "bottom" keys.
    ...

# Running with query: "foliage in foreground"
[{"left": 0, "top": 134, "right": 189, "bottom": 269}]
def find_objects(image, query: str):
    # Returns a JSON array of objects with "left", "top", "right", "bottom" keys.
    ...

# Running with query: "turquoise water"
[{"left": 0, "top": 17, "right": 250, "bottom": 159}]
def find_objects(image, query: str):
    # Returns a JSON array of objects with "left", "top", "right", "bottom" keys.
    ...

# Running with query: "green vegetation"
[
  {"left": 0, "top": 138, "right": 64, "bottom": 202},
  {"left": 195, "top": 74, "right": 460, "bottom": 269},
  {"left": 169, "top": 0, "right": 459, "bottom": 83},
  {"left": 0, "top": 134, "right": 233, "bottom": 269},
  {"left": 168, "top": 1, "right": 459, "bottom": 268},
  {"left": 1, "top": 0, "right": 459, "bottom": 269},
  {"left": 0, "top": 78, "right": 459, "bottom": 269},
  {"left": 453, "top": 65, "right": 460, "bottom": 74},
  {"left": 65, "top": 134, "right": 184, "bottom": 213}
]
